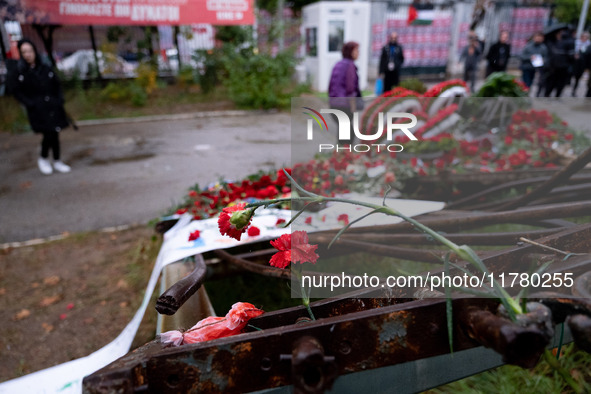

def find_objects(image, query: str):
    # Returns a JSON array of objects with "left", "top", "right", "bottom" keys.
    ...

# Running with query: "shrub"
[
  {"left": 400, "top": 78, "right": 427, "bottom": 94},
  {"left": 193, "top": 49, "right": 223, "bottom": 94},
  {"left": 99, "top": 81, "right": 147, "bottom": 107},
  {"left": 220, "top": 47, "right": 299, "bottom": 109},
  {"left": 135, "top": 62, "right": 158, "bottom": 95},
  {"left": 177, "top": 65, "right": 198, "bottom": 88},
  {"left": 475, "top": 72, "right": 529, "bottom": 97}
]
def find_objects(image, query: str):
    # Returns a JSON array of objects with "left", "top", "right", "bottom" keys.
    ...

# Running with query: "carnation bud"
[{"left": 229, "top": 208, "right": 255, "bottom": 230}]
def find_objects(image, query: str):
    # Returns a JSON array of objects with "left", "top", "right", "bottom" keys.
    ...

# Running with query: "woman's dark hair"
[
  {"left": 342, "top": 41, "right": 359, "bottom": 60},
  {"left": 17, "top": 38, "right": 41, "bottom": 67}
]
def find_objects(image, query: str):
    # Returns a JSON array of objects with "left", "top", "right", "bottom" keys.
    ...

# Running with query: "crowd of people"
[{"left": 458, "top": 28, "right": 591, "bottom": 97}]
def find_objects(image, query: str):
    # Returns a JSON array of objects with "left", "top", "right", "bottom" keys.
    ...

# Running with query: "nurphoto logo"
[{"left": 303, "top": 107, "right": 418, "bottom": 153}]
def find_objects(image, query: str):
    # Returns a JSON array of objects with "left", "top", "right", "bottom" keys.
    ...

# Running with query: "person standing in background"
[
  {"left": 520, "top": 31, "right": 548, "bottom": 90},
  {"left": 329, "top": 41, "right": 362, "bottom": 145},
  {"left": 379, "top": 32, "right": 405, "bottom": 92},
  {"left": 486, "top": 30, "right": 511, "bottom": 77},
  {"left": 460, "top": 35, "right": 482, "bottom": 93},
  {"left": 9, "top": 38, "right": 71, "bottom": 175},
  {"left": 571, "top": 32, "right": 590, "bottom": 97},
  {"left": 545, "top": 30, "right": 574, "bottom": 97}
]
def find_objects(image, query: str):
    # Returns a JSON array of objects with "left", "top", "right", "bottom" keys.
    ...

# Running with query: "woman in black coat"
[{"left": 11, "top": 38, "right": 71, "bottom": 174}]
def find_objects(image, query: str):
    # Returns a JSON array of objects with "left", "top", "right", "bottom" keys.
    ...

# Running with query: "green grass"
[
  {"left": 428, "top": 343, "right": 591, "bottom": 393},
  {"left": 0, "top": 97, "right": 30, "bottom": 133},
  {"left": 313, "top": 89, "right": 374, "bottom": 99},
  {"left": 0, "top": 82, "right": 235, "bottom": 133}
]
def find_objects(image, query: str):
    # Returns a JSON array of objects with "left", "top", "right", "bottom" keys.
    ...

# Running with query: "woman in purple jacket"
[{"left": 328, "top": 41, "right": 362, "bottom": 144}]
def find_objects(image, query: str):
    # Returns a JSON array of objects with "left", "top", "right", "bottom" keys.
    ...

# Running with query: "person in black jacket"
[
  {"left": 544, "top": 31, "right": 574, "bottom": 97},
  {"left": 379, "top": 32, "right": 405, "bottom": 92},
  {"left": 485, "top": 30, "right": 511, "bottom": 77},
  {"left": 460, "top": 36, "right": 482, "bottom": 93},
  {"left": 571, "top": 32, "right": 590, "bottom": 96},
  {"left": 11, "top": 38, "right": 71, "bottom": 174},
  {"left": 586, "top": 41, "right": 591, "bottom": 97}
]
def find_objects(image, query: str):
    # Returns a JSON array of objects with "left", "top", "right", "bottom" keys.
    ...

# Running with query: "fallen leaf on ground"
[
  {"left": 0, "top": 288, "right": 6, "bottom": 295},
  {"left": 19, "top": 181, "right": 32, "bottom": 190},
  {"left": 31, "top": 282, "right": 40, "bottom": 288},
  {"left": 116, "top": 279, "right": 128, "bottom": 289},
  {"left": 13, "top": 309, "right": 31, "bottom": 321},
  {"left": 41, "top": 322, "right": 54, "bottom": 333},
  {"left": 83, "top": 317, "right": 95, "bottom": 325},
  {"left": 119, "top": 301, "right": 128, "bottom": 308},
  {"left": 100, "top": 300, "right": 107, "bottom": 306},
  {"left": 40, "top": 295, "right": 63, "bottom": 307},
  {"left": 43, "top": 275, "right": 61, "bottom": 286}
]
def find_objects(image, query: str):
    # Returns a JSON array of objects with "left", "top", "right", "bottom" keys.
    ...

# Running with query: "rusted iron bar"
[
  {"left": 213, "top": 249, "right": 291, "bottom": 279},
  {"left": 521, "top": 182, "right": 591, "bottom": 206},
  {"left": 497, "top": 146, "right": 591, "bottom": 211},
  {"left": 343, "top": 201, "right": 591, "bottom": 234},
  {"left": 416, "top": 167, "right": 591, "bottom": 186},
  {"left": 287, "top": 336, "right": 337, "bottom": 394},
  {"left": 156, "top": 255, "right": 207, "bottom": 315},
  {"left": 531, "top": 296, "right": 591, "bottom": 323},
  {"left": 338, "top": 228, "right": 562, "bottom": 246},
  {"left": 212, "top": 249, "right": 345, "bottom": 282},
  {"left": 454, "top": 182, "right": 591, "bottom": 211},
  {"left": 456, "top": 302, "right": 554, "bottom": 368},
  {"left": 445, "top": 174, "right": 591, "bottom": 210},
  {"left": 567, "top": 314, "right": 591, "bottom": 353},
  {"left": 89, "top": 297, "right": 556, "bottom": 393},
  {"left": 312, "top": 236, "right": 448, "bottom": 263}
]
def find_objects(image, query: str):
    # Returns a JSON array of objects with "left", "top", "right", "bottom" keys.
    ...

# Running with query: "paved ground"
[{"left": 0, "top": 111, "right": 293, "bottom": 243}]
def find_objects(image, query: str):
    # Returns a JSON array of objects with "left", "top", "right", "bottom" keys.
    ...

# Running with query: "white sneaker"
[
  {"left": 53, "top": 160, "right": 71, "bottom": 173},
  {"left": 38, "top": 157, "right": 53, "bottom": 175}
]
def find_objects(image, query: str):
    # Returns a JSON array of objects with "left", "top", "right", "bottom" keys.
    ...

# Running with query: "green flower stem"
[
  {"left": 292, "top": 265, "right": 316, "bottom": 320},
  {"left": 543, "top": 349, "right": 583, "bottom": 393},
  {"left": 251, "top": 193, "right": 523, "bottom": 316}
]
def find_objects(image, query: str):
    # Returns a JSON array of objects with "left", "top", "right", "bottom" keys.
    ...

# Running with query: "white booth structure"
[{"left": 301, "top": 1, "right": 370, "bottom": 92}]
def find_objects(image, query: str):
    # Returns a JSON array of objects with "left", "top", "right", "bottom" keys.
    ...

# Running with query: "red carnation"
[
  {"left": 338, "top": 214, "right": 349, "bottom": 226},
  {"left": 188, "top": 230, "right": 201, "bottom": 241},
  {"left": 218, "top": 203, "right": 255, "bottom": 241},
  {"left": 247, "top": 226, "right": 261, "bottom": 236},
  {"left": 269, "top": 231, "right": 319, "bottom": 269}
]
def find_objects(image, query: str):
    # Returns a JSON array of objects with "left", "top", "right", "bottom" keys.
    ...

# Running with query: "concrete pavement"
[{"left": 0, "top": 110, "right": 292, "bottom": 243}]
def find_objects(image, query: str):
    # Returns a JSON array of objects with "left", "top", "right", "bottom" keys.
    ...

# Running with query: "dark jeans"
[
  {"left": 41, "top": 130, "right": 60, "bottom": 160},
  {"left": 384, "top": 71, "right": 400, "bottom": 92},
  {"left": 544, "top": 68, "right": 569, "bottom": 97},
  {"left": 464, "top": 67, "right": 477, "bottom": 93},
  {"left": 521, "top": 69, "right": 536, "bottom": 88}
]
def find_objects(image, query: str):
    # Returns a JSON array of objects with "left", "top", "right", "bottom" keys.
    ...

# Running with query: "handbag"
[{"left": 375, "top": 78, "right": 384, "bottom": 96}]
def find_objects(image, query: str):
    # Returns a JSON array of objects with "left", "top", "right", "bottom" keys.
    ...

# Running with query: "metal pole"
[
  {"left": 577, "top": 0, "right": 590, "bottom": 38},
  {"left": 277, "top": 0, "right": 285, "bottom": 52},
  {"left": 88, "top": 25, "right": 102, "bottom": 80}
]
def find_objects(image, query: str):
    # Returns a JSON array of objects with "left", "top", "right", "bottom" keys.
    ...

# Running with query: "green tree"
[{"left": 554, "top": 0, "right": 591, "bottom": 28}]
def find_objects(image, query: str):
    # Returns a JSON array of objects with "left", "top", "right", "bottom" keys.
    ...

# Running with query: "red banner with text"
[{"left": 2, "top": 0, "right": 254, "bottom": 25}]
